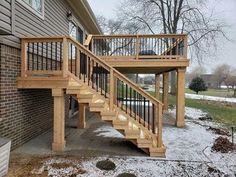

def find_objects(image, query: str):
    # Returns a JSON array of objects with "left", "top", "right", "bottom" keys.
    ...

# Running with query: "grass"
[
  {"left": 148, "top": 91, "right": 236, "bottom": 126},
  {"left": 185, "top": 88, "right": 235, "bottom": 98}
]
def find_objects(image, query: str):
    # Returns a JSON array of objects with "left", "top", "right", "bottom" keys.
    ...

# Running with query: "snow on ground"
[
  {"left": 90, "top": 107, "right": 236, "bottom": 176},
  {"left": 93, "top": 125, "right": 124, "bottom": 138},
  {"left": 30, "top": 107, "right": 235, "bottom": 176},
  {"left": 186, "top": 93, "right": 236, "bottom": 103}
]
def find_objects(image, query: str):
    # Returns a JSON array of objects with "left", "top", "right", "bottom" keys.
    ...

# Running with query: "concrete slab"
[{"left": 13, "top": 109, "right": 147, "bottom": 157}]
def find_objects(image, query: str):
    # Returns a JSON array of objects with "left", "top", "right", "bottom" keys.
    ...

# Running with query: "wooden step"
[
  {"left": 149, "top": 146, "right": 166, "bottom": 157},
  {"left": 100, "top": 111, "right": 116, "bottom": 121},
  {"left": 77, "top": 91, "right": 94, "bottom": 103},
  {"left": 125, "top": 129, "right": 140, "bottom": 139},
  {"left": 89, "top": 104, "right": 108, "bottom": 112},
  {"left": 112, "top": 120, "right": 128, "bottom": 130},
  {"left": 136, "top": 138, "right": 152, "bottom": 148}
]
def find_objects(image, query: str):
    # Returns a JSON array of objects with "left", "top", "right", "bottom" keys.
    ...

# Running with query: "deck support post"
[
  {"left": 162, "top": 72, "right": 169, "bottom": 112},
  {"left": 52, "top": 88, "right": 66, "bottom": 152},
  {"left": 176, "top": 68, "right": 186, "bottom": 127},
  {"left": 155, "top": 74, "right": 160, "bottom": 99},
  {"left": 78, "top": 103, "right": 86, "bottom": 129}
]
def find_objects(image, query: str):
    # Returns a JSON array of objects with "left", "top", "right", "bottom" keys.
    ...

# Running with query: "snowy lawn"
[{"left": 20, "top": 107, "right": 236, "bottom": 177}]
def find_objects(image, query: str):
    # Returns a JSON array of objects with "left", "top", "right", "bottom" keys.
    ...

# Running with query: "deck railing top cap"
[{"left": 91, "top": 33, "right": 188, "bottom": 38}]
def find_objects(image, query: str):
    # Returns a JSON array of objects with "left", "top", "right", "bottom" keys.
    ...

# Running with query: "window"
[
  {"left": 18, "top": 0, "right": 44, "bottom": 18},
  {"left": 69, "top": 22, "right": 77, "bottom": 40}
]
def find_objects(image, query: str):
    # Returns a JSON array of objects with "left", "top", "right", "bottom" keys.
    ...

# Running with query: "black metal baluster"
[
  {"left": 75, "top": 46, "right": 77, "bottom": 76},
  {"left": 152, "top": 104, "right": 155, "bottom": 133},
  {"left": 55, "top": 42, "right": 58, "bottom": 70},
  {"left": 27, "top": 43, "right": 30, "bottom": 70},
  {"left": 134, "top": 90, "right": 136, "bottom": 119},
  {"left": 96, "top": 63, "right": 98, "bottom": 92},
  {"left": 70, "top": 43, "right": 73, "bottom": 73},
  {"left": 122, "top": 81, "right": 124, "bottom": 110},
  {"left": 148, "top": 100, "right": 150, "bottom": 130},
  {"left": 37, "top": 43, "right": 39, "bottom": 70},
  {"left": 51, "top": 42, "right": 53, "bottom": 70},
  {"left": 32, "top": 43, "right": 35, "bottom": 70},
  {"left": 92, "top": 60, "right": 94, "bottom": 88},
  {"left": 130, "top": 87, "right": 132, "bottom": 116},
  {"left": 46, "top": 43, "right": 48, "bottom": 70},
  {"left": 60, "top": 42, "right": 62, "bottom": 70},
  {"left": 88, "top": 57, "right": 90, "bottom": 86},
  {"left": 100, "top": 66, "right": 103, "bottom": 94},
  {"left": 84, "top": 54, "right": 86, "bottom": 82},
  {"left": 144, "top": 97, "right": 146, "bottom": 127},
  {"left": 126, "top": 83, "right": 128, "bottom": 112},
  {"left": 41, "top": 43, "right": 44, "bottom": 70},
  {"left": 117, "top": 79, "right": 119, "bottom": 106}
]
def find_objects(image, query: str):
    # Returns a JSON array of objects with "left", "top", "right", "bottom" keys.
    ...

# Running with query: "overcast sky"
[{"left": 88, "top": 0, "right": 236, "bottom": 73}]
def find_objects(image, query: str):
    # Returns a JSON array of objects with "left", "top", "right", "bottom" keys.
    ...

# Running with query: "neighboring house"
[
  {"left": 0, "top": 0, "right": 101, "bottom": 149},
  {"left": 0, "top": 0, "right": 189, "bottom": 157},
  {"left": 200, "top": 74, "right": 218, "bottom": 89}
]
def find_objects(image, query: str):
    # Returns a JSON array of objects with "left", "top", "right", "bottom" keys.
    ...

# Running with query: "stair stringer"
[{"left": 66, "top": 75, "right": 166, "bottom": 157}]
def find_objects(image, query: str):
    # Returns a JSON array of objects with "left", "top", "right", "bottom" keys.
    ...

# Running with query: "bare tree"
[
  {"left": 115, "top": 0, "right": 228, "bottom": 95},
  {"left": 186, "top": 66, "right": 206, "bottom": 84},
  {"left": 213, "top": 64, "right": 232, "bottom": 89}
]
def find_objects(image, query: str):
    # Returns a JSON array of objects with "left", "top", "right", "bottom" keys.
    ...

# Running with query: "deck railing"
[
  {"left": 85, "top": 34, "right": 188, "bottom": 60},
  {"left": 21, "top": 36, "right": 164, "bottom": 148}
]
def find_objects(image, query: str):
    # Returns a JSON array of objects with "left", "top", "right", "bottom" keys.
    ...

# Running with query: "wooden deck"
[{"left": 17, "top": 34, "right": 188, "bottom": 157}]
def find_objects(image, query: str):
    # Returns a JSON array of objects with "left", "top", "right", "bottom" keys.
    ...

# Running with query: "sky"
[{"left": 87, "top": 0, "right": 236, "bottom": 73}]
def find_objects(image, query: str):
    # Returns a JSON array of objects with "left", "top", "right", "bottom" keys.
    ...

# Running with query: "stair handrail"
[{"left": 67, "top": 36, "right": 163, "bottom": 106}]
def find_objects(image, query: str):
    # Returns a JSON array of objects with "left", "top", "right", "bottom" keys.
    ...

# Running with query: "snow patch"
[
  {"left": 186, "top": 93, "right": 236, "bottom": 103},
  {"left": 169, "top": 106, "right": 207, "bottom": 120},
  {"left": 94, "top": 125, "right": 124, "bottom": 138}
]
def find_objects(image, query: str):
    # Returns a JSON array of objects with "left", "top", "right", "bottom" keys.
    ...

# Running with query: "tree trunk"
[
  {"left": 170, "top": 71, "right": 176, "bottom": 95},
  {"left": 234, "top": 89, "right": 236, "bottom": 98}
]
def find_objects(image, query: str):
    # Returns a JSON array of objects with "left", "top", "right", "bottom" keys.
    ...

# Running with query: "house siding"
[
  {"left": 0, "top": 0, "right": 83, "bottom": 149},
  {"left": 0, "top": 0, "right": 12, "bottom": 34},
  {"left": 0, "top": 0, "right": 88, "bottom": 48}
]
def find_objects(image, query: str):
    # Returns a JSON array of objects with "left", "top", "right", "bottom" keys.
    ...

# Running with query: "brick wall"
[{"left": 0, "top": 44, "right": 56, "bottom": 149}]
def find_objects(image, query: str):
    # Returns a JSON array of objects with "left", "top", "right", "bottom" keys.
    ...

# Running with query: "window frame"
[{"left": 17, "top": 0, "right": 45, "bottom": 20}]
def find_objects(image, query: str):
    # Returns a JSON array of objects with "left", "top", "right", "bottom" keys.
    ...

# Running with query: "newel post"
[
  {"left": 183, "top": 35, "right": 188, "bottom": 58},
  {"left": 21, "top": 39, "right": 28, "bottom": 77},
  {"left": 62, "top": 37, "right": 68, "bottom": 77}
]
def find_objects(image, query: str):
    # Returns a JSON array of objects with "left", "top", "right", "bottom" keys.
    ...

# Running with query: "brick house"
[
  {"left": 0, "top": 0, "right": 101, "bottom": 149},
  {"left": 0, "top": 0, "right": 189, "bottom": 157}
]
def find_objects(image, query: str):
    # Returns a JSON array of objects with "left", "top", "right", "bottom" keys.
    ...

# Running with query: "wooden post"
[
  {"left": 62, "top": 37, "right": 68, "bottom": 77},
  {"left": 155, "top": 74, "right": 160, "bottom": 99},
  {"left": 52, "top": 88, "right": 66, "bottom": 152},
  {"left": 176, "top": 68, "right": 186, "bottom": 127},
  {"left": 157, "top": 104, "right": 163, "bottom": 148},
  {"left": 162, "top": 72, "right": 169, "bottom": 111},
  {"left": 109, "top": 70, "right": 114, "bottom": 109},
  {"left": 183, "top": 35, "right": 188, "bottom": 58},
  {"left": 21, "top": 39, "right": 28, "bottom": 77},
  {"left": 135, "top": 35, "right": 140, "bottom": 60},
  {"left": 78, "top": 103, "right": 86, "bottom": 129}
]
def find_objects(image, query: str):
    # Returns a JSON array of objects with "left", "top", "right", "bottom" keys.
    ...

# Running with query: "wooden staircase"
[
  {"left": 19, "top": 36, "right": 167, "bottom": 157},
  {"left": 66, "top": 76, "right": 166, "bottom": 157}
]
